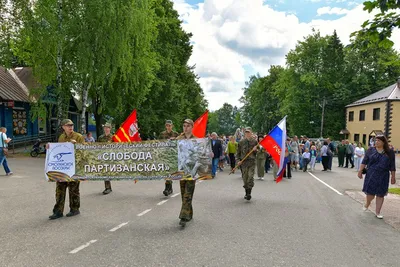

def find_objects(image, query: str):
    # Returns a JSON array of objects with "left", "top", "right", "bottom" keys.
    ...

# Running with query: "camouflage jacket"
[
  {"left": 98, "top": 134, "right": 113, "bottom": 143},
  {"left": 58, "top": 131, "right": 84, "bottom": 144},
  {"left": 176, "top": 133, "right": 194, "bottom": 140},
  {"left": 159, "top": 130, "right": 179, "bottom": 140},
  {"left": 237, "top": 138, "right": 258, "bottom": 164}
]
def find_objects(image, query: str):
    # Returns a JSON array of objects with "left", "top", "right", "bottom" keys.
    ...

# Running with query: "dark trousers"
[
  {"left": 328, "top": 155, "right": 333, "bottom": 170},
  {"left": 338, "top": 153, "right": 345, "bottom": 167},
  {"left": 264, "top": 158, "right": 270, "bottom": 173},
  {"left": 179, "top": 180, "right": 196, "bottom": 221},
  {"left": 53, "top": 181, "right": 80, "bottom": 214},
  {"left": 283, "top": 162, "right": 291, "bottom": 178},
  {"left": 229, "top": 153, "right": 236, "bottom": 169},
  {"left": 345, "top": 154, "right": 354, "bottom": 167},
  {"left": 303, "top": 158, "right": 310, "bottom": 171},
  {"left": 322, "top": 156, "right": 329, "bottom": 170}
]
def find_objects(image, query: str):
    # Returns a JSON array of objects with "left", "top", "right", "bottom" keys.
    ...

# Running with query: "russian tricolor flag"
[{"left": 259, "top": 116, "right": 287, "bottom": 183}]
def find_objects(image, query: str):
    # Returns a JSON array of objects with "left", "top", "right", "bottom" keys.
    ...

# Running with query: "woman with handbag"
[
  {"left": 0, "top": 127, "right": 13, "bottom": 176},
  {"left": 358, "top": 135, "right": 396, "bottom": 219}
]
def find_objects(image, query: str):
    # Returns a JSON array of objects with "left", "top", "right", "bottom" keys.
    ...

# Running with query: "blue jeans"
[
  {"left": 211, "top": 158, "right": 219, "bottom": 176},
  {"left": 0, "top": 150, "right": 11, "bottom": 174}
]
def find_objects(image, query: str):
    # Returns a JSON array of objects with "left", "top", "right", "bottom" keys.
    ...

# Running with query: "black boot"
[
  {"left": 163, "top": 183, "right": 172, "bottom": 196},
  {"left": 244, "top": 188, "right": 248, "bottom": 199},
  {"left": 66, "top": 210, "right": 80, "bottom": 217},
  {"left": 246, "top": 188, "right": 252, "bottom": 201},
  {"left": 49, "top": 212, "right": 63, "bottom": 220}
]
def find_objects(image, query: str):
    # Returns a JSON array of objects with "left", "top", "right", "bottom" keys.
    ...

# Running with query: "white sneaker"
[
  {"left": 362, "top": 205, "right": 368, "bottom": 211},
  {"left": 260, "top": 177, "right": 264, "bottom": 181},
  {"left": 376, "top": 214, "right": 383, "bottom": 219}
]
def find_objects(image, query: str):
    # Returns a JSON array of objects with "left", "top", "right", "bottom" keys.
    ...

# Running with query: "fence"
[{"left": 9, "top": 133, "right": 57, "bottom": 154}]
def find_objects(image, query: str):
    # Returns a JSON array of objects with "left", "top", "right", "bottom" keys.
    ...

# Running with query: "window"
[
  {"left": 348, "top": 111, "right": 354, "bottom": 121},
  {"left": 359, "top": 110, "right": 365, "bottom": 121},
  {"left": 373, "top": 108, "right": 380, "bottom": 120},
  {"left": 362, "top": 134, "right": 367, "bottom": 145},
  {"left": 354, "top": 134, "right": 360, "bottom": 143}
]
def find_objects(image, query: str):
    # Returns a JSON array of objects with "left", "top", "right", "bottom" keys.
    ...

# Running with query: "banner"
[{"left": 45, "top": 138, "right": 212, "bottom": 182}]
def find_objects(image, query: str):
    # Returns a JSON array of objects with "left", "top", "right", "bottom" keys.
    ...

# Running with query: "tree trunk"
[{"left": 80, "top": 82, "right": 91, "bottom": 134}]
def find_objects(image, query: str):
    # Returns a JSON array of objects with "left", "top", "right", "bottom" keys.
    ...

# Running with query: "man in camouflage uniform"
[
  {"left": 158, "top": 120, "right": 179, "bottom": 196},
  {"left": 97, "top": 122, "right": 113, "bottom": 194},
  {"left": 49, "top": 119, "right": 84, "bottom": 220},
  {"left": 236, "top": 127, "right": 258, "bottom": 201},
  {"left": 177, "top": 119, "right": 198, "bottom": 227}
]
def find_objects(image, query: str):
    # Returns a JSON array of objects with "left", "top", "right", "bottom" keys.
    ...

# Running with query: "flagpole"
[{"left": 229, "top": 142, "right": 260, "bottom": 175}]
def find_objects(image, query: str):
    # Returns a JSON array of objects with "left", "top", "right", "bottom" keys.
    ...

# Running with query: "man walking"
[
  {"left": 210, "top": 132, "right": 222, "bottom": 178},
  {"left": 159, "top": 120, "right": 179, "bottom": 196},
  {"left": 336, "top": 140, "right": 346, "bottom": 167},
  {"left": 49, "top": 119, "right": 84, "bottom": 220},
  {"left": 237, "top": 127, "right": 257, "bottom": 200},
  {"left": 177, "top": 119, "right": 198, "bottom": 227},
  {"left": 97, "top": 122, "right": 114, "bottom": 194},
  {"left": 344, "top": 140, "right": 355, "bottom": 168}
]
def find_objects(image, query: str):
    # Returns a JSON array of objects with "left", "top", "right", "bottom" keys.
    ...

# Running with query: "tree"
[{"left": 354, "top": 0, "right": 400, "bottom": 48}]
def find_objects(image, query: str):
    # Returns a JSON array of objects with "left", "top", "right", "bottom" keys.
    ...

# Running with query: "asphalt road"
[{"left": 0, "top": 157, "right": 399, "bottom": 267}]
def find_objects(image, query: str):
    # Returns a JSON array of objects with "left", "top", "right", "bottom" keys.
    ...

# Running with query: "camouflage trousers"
[
  {"left": 242, "top": 164, "right": 255, "bottom": 189},
  {"left": 53, "top": 181, "right": 80, "bottom": 214},
  {"left": 104, "top": 181, "right": 112, "bottom": 189},
  {"left": 165, "top": 179, "right": 172, "bottom": 185},
  {"left": 179, "top": 180, "right": 196, "bottom": 221}
]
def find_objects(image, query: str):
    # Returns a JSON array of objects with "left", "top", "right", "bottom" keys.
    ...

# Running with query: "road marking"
[
  {"left": 307, "top": 172, "right": 343, "bottom": 195},
  {"left": 109, "top": 222, "right": 129, "bottom": 232},
  {"left": 171, "top": 193, "right": 180, "bottom": 198},
  {"left": 69, "top": 240, "right": 97, "bottom": 254},
  {"left": 157, "top": 200, "right": 168, "bottom": 206},
  {"left": 137, "top": 209, "right": 152, "bottom": 217}
]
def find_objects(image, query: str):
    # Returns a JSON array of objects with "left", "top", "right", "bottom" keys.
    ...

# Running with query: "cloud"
[
  {"left": 171, "top": 0, "right": 400, "bottom": 111},
  {"left": 317, "top": 7, "right": 350, "bottom": 16}
]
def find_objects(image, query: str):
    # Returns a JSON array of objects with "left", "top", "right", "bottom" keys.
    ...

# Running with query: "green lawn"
[{"left": 388, "top": 188, "right": 400, "bottom": 195}]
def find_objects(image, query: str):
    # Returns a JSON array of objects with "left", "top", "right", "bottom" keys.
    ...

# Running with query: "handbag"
[{"left": 1, "top": 133, "right": 8, "bottom": 156}]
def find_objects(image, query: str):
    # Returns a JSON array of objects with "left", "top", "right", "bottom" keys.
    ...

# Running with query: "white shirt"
[
  {"left": 0, "top": 133, "right": 8, "bottom": 148},
  {"left": 302, "top": 152, "right": 311, "bottom": 159},
  {"left": 354, "top": 147, "right": 365, "bottom": 158}
]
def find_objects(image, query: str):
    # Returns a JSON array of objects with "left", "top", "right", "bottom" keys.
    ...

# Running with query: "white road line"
[
  {"left": 137, "top": 209, "right": 152, "bottom": 217},
  {"left": 307, "top": 172, "right": 343, "bottom": 196},
  {"left": 69, "top": 240, "right": 97, "bottom": 254},
  {"left": 171, "top": 193, "right": 180, "bottom": 198},
  {"left": 109, "top": 222, "right": 129, "bottom": 232},
  {"left": 157, "top": 200, "right": 168, "bottom": 206}
]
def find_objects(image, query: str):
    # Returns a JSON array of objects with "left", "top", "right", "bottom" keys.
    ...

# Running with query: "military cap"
[
  {"left": 61, "top": 119, "right": 74, "bottom": 126},
  {"left": 165, "top": 120, "right": 173, "bottom": 125},
  {"left": 183, "top": 119, "right": 194, "bottom": 126},
  {"left": 102, "top": 122, "right": 112, "bottom": 128},
  {"left": 244, "top": 127, "right": 252, "bottom": 132}
]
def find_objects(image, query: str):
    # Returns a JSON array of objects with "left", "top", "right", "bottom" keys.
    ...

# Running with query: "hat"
[
  {"left": 61, "top": 119, "right": 74, "bottom": 126},
  {"left": 244, "top": 127, "right": 252, "bottom": 132},
  {"left": 183, "top": 119, "right": 194, "bottom": 126},
  {"left": 165, "top": 120, "right": 173, "bottom": 125},
  {"left": 102, "top": 122, "right": 112, "bottom": 128}
]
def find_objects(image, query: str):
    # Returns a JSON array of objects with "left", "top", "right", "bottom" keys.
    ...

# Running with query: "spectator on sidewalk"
[
  {"left": 327, "top": 138, "right": 335, "bottom": 171},
  {"left": 0, "top": 127, "right": 12, "bottom": 176},
  {"left": 336, "top": 140, "right": 346, "bottom": 167},
  {"left": 345, "top": 140, "right": 355, "bottom": 168},
  {"left": 302, "top": 148, "right": 311, "bottom": 172},
  {"left": 85, "top": 132, "right": 95, "bottom": 143},
  {"left": 310, "top": 145, "right": 317, "bottom": 171},
  {"left": 358, "top": 135, "right": 396, "bottom": 219},
  {"left": 354, "top": 142, "right": 365, "bottom": 171},
  {"left": 321, "top": 141, "right": 329, "bottom": 171},
  {"left": 227, "top": 136, "right": 238, "bottom": 173}
]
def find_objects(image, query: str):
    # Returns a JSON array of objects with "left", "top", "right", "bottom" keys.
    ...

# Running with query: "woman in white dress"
[{"left": 354, "top": 142, "right": 365, "bottom": 171}]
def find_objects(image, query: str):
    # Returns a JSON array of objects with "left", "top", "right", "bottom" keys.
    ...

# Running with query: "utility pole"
[{"left": 320, "top": 96, "right": 326, "bottom": 138}]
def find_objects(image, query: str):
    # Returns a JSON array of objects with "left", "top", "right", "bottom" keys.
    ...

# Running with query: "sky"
[{"left": 171, "top": 0, "right": 400, "bottom": 111}]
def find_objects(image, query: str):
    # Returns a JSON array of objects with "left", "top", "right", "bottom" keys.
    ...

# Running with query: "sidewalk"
[{"left": 346, "top": 190, "right": 400, "bottom": 230}]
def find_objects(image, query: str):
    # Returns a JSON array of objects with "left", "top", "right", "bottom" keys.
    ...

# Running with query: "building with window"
[{"left": 343, "top": 78, "right": 400, "bottom": 149}]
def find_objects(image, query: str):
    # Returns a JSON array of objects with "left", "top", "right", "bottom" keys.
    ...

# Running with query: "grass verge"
[{"left": 388, "top": 188, "right": 400, "bottom": 195}]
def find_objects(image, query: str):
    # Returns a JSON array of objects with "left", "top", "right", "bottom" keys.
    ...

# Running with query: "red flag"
[
  {"left": 112, "top": 109, "right": 142, "bottom": 142},
  {"left": 192, "top": 110, "right": 208, "bottom": 138}
]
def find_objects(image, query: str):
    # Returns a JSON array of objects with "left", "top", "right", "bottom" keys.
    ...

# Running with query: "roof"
[
  {"left": 369, "top": 130, "right": 384, "bottom": 137},
  {"left": 0, "top": 67, "right": 30, "bottom": 102},
  {"left": 346, "top": 82, "right": 400, "bottom": 107},
  {"left": 13, "top": 67, "right": 40, "bottom": 90}
]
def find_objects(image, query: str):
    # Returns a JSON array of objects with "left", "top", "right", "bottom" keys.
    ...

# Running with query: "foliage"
[
  {"left": 353, "top": 0, "right": 400, "bottom": 48},
  {"left": 241, "top": 29, "right": 400, "bottom": 140},
  {"left": 207, "top": 103, "right": 242, "bottom": 136}
]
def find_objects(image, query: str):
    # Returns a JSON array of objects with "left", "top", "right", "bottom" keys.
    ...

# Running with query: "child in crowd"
[
  {"left": 302, "top": 148, "right": 311, "bottom": 172},
  {"left": 310, "top": 145, "right": 317, "bottom": 171}
]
